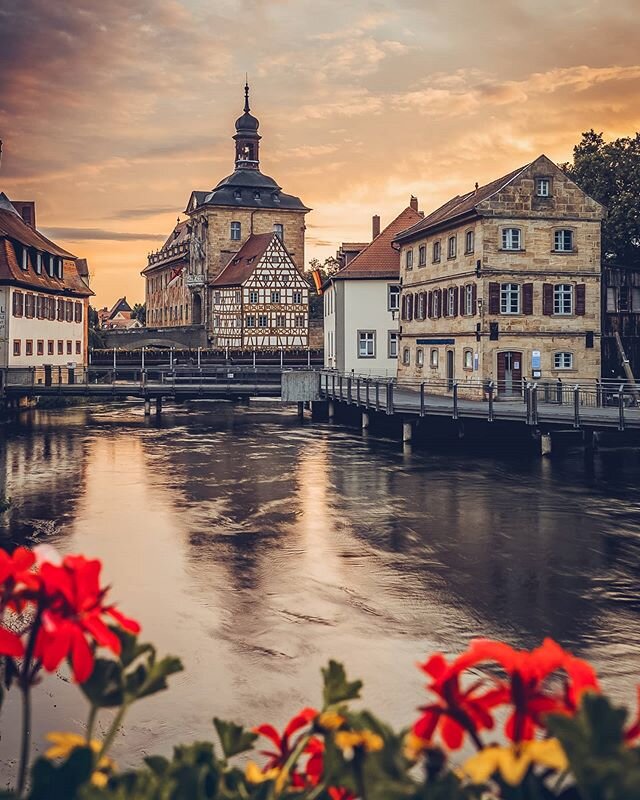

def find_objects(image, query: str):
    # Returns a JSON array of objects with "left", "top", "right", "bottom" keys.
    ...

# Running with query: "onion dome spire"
[{"left": 233, "top": 78, "right": 261, "bottom": 170}]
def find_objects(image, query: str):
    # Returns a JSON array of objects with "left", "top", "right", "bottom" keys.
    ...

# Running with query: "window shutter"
[
  {"left": 427, "top": 291, "right": 432, "bottom": 318},
  {"left": 401, "top": 294, "right": 407, "bottom": 320},
  {"left": 576, "top": 284, "right": 586, "bottom": 315},
  {"left": 435, "top": 289, "right": 441, "bottom": 318},
  {"left": 488, "top": 282, "right": 500, "bottom": 314},
  {"left": 442, "top": 290, "right": 448, "bottom": 317},
  {"left": 421, "top": 292, "right": 427, "bottom": 320},
  {"left": 523, "top": 283, "right": 533, "bottom": 315},
  {"left": 459, "top": 286, "right": 465, "bottom": 315},
  {"left": 407, "top": 293, "right": 413, "bottom": 321},
  {"left": 453, "top": 287, "right": 459, "bottom": 317},
  {"left": 471, "top": 283, "right": 477, "bottom": 315},
  {"left": 542, "top": 283, "right": 553, "bottom": 315}
]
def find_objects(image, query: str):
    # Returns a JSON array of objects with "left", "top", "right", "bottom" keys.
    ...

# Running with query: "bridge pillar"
[
  {"left": 362, "top": 410, "right": 370, "bottom": 430},
  {"left": 402, "top": 420, "right": 413, "bottom": 443},
  {"left": 328, "top": 400, "right": 335, "bottom": 421},
  {"left": 540, "top": 432, "right": 552, "bottom": 457},
  {"left": 297, "top": 401, "right": 304, "bottom": 419},
  {"left": 144, "top": 398, "right": 151, "bottom": 416},
  {"left": 155, "top": 397, "right": 162, "bottom": 414}
]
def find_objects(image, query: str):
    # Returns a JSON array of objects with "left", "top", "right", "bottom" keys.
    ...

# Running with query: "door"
[
  {"left": 446, "top": 349, "right": 455, "bottom": 390},
  {"left": 44, "top": 364, "right": 52, "bottom": 387},
  {"left": 497, "top": 351, "right": 522, "bottom": 396},
  {"left": 192, "top": 294, "right": 202, "bottom": 326}
]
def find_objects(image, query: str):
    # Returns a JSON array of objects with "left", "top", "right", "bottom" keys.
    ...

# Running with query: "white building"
[
  {"left": 210, "top": 232, "right": 309, "bottom": 350},
  {"left": 0, "top": 193, "right": 92, "bottom": 380},
  {"left": 324, "top": 202, "right": 422, "bottom": 376}
]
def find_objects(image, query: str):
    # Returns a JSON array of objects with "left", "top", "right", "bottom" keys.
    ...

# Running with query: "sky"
[{"left": 1, "top": 0, "right": 640, "bottom": 308}]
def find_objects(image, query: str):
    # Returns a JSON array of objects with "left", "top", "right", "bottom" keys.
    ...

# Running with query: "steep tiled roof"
[
  {"left": 395, "top": 164, "right": 530, "bottom": 242},
  {"left": 333, "top": 207, "right": 423, "bottom": 280},
  {"left": 211, "top": 232, "right": 275, "bottom": 287},
  {"left": 0, "top": 207, "right": 93, "bottom": 296}
]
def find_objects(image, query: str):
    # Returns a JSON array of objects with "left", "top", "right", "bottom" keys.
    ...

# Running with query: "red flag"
[{"left": 311, "top": 268, "right": 323, "bottom": 295}]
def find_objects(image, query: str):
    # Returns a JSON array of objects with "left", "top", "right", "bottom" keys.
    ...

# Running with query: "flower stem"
[
  {"left": 86, "top": 704, "right": 98, "bottom": 743},
  {"left": 97, "top": 703, "right": 128, "bottom": 762},
  {"left": 16, "top": 605, "right": 43, "bottom": 798}
]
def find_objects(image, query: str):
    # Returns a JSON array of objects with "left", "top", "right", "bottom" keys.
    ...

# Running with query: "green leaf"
[
  {"left": 29, "top": 747, "right": 94, "bottom": 799},
  {"left": 111, "top": 627, "right": 154, "bottom": 669},
  {"left": 213, "top": 717, "right": 257, "bottom": 759},
  {"left": 129, "top": 655, "right": 183, "bottom": 701},
  {"left": 81, "top": 658, "right": 124, "bottom": 708},
  {"left": 322, "top": 661, "right": 362, "bottom": 708},
  {"left": 143, "top": 754, "right": 169, "bottom": 776}
]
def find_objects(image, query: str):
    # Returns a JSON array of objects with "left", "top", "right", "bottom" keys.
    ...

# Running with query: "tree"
[
  {"left": 305, "top": 257, "right": 341, "bottom": 320},
  {"left": 88, "top": 305, "right": 99, "bottom": 330},
  {"left": 563, "top": 130, "right": 640, "bottom": 266},
  {"left": 132, "top": 303, "right": 146, "bottom": 324}
]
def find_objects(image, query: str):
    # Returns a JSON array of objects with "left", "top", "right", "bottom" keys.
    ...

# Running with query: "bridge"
[{"left": 100, "top": 325, "right": 207, "bottom": 350}]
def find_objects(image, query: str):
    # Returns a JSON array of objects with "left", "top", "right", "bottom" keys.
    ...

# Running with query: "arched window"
[{"left": 230, "top": 221, "right": 241, "bottom": 241}]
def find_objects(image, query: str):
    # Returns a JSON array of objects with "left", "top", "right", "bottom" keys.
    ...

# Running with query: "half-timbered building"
[{"left": 210, "top": 232, "right": 309, "bottom": 350}]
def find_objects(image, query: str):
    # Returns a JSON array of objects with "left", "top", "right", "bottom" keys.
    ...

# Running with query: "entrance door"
[
  {"left": 497, "top": 351, "right": 523, "bottom": 396},
  {"left": 192, "top": 294, "right": 202, "bottom": 326},
  {"left": 446, "top": 349, "right": 455, "bottom": 390}
]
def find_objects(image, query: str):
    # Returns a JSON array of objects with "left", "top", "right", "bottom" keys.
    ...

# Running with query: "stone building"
[
  {"left": 143, "top": 84, "right": 310, "bottom": 347},
  {"left": 601, "top": 263, "right": 640, "bottom": 379},
  {"left": 0, "top": 192, "right": 92, "bottom": 377},
  {"left": 394, "top": 155, "right": 605, "bottom": 396},
  {"left": 210, "top": 232, "right": 309, "bottom": 350}
]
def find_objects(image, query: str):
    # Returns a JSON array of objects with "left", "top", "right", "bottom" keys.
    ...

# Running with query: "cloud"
[
  {"left": 41, "top": 227, "right": 165, "bottom": 242},
  {"left": 110, "top": 207, "right": 178, "bottom": 220}
]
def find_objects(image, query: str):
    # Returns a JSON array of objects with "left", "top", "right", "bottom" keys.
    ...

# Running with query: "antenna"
[{"left": 0, "top": 139, "right": 3, "bottom": 173}]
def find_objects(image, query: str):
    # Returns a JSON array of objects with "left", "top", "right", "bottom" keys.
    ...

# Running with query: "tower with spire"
[{"left": 233, "top": 81, "right": 261, "bottom": 170}]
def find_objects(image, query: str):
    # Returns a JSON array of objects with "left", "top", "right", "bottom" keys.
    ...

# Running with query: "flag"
[{"left": 311, "top": 268, "right": 324, "bottom": 295}]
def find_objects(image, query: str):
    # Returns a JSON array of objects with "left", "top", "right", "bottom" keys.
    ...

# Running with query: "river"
[{"left": 0, "top": 401, "right": 639, "bottom": 776}]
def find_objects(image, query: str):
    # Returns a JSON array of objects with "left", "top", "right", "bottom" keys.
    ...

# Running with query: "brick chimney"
[
  {"left": 410, "top": 195, "right": 419, "bottom": 212},
  {"left": 372, "top": 214, "right": 381, "bottom": 239}
]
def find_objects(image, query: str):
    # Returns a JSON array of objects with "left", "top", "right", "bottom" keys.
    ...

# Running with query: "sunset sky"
[{"left": 1, "top": 0, "right": 640, "bottom": 307}]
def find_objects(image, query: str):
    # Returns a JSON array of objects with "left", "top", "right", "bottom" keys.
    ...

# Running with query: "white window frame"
[
  {"left": 258, "top": 314, "right": 269, "bottom": 328},
  {"left": 416, "top": 348, "right": 424, "bottom": 367},
  {"left": 553, "top": 283, "right": 573, "bottom": 315},
  {"left": 405, "top": 249, "right": 413, "bottom": 270},
  {"left": 554, "top": 352, "right": 574, "bottom": 370},
  {"left": 249, "top": 290, "right": 259, "bottom": 303},
  {"left": 273, "top": 223, "right": 284, "bottom": 240},
  {"left": 293, "top": 290, "right": 302, "bottom": 304},
  {"left": 465, "top": 284, "right": 474, "bottom": 316},
  {"left": 433, "top": 240, "right": 441, "bottom": 263},
  {"left": 230, "top": 221, "right": 241, "bottom": 241},
  {"left": 418, "top": 245, "right": 426, "bottom": 266},
  {"left": 358, "top": 330, "right": 376, "bottom": 358},
  {"left": 388, "top": 331, "right": 398, "bottom": 359},
  {"left": 554, "top": 229, "right": 574, "bottom": 252},
  {"left": 402, "top": 347, "right": 410, "bottom": 366},
  {"left": 271, "top": 290, "right": 281, "bottom": 303},
  {"left": 465, "top": 230, "right": 474, "bottom": 254},
  {"left": 500, "top": 283, "right": 520, "bottom": 314},
  {"left": 430, "top": 348, "right": 439, "bottom": 368},
  {"left": 536, "top": 178, "right": 551, "bottom": 197},
  {"left": 463, "top": 349, "right": 473, "bottom": 370},
  {"left": 245, "top": 315, "right": 255, "bottom": 328},
  {"left": 388, "top": 284, "right": 400, "bottom": 311},
  {"left": 448, "top": 287, "right": 455, "bottom": 316},
  {"left": 502, "top": 228, "right": 522, "bottom": 250},
  {"left": 447, "top": 235, "right": 457, "bottom": 259},
  {"left": 433, "top": 291, "right": 440, "bottom": 318}
]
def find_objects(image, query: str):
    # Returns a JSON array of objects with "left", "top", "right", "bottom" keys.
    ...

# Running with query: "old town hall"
[{"left": 142, "top": 84, "right": 310, "bottom": 350}]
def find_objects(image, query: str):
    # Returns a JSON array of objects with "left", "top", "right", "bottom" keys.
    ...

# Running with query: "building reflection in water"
[{"left": 0, "top": 402, "right": 639, "bottom": 775}]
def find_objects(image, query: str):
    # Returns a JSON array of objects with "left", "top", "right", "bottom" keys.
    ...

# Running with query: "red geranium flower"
[
  {"left": 413, "top": 652, "right": 503, "bottom": 750},
  {"left": 33, "top": 554, "right": 140, "bottom": 682},
  {"left": 254, "top": 707, "right": 319, "bottom": 787},
  {"left": 463, "top": 638, "right": 599, "bottom": 742},
  {"left": 328, "top": 788, "right": 356, "bottom": 800},
  {"left": 0, "top": 546, "right": 38, "bottom": 609},
  {"left": 624, "top": 686, "right": 640, "bottom": 744}
]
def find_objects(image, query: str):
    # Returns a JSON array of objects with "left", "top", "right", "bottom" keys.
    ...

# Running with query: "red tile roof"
[
  {"left": 333, "top": 206, "right": 423, "bottom": 280},
  {"left": 211, "top": 232, "right": 277, "bottom": 287},
  {"left": 0, "top": 208, "right": 93, "bottom": 296},
  {"left": 395, "top": 163, "right": 530, "bottom": 242}
]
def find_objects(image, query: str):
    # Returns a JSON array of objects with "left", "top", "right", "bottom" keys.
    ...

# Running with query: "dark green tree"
[
  {"left": 563, "top": 130, "right": 640, "bottom": 266},
  {"left": 132, "top": 303, "right": 146, "bottom": 325},
  {"left": 306, "top": 256, "right": 341, "bottom": 320}
]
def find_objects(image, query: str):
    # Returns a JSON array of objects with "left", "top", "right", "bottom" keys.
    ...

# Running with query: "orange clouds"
[{"left": 1, "top": 0, "right": 639, "bottom": 305}]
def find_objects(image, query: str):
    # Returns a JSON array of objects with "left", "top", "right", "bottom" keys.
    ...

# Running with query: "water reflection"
[{"left": 0, "top": 402, "right": 639, "bottom": 773}]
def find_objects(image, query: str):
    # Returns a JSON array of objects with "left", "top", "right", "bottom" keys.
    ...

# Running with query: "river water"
[{"left": 0, "top": 401, "right": 639, "bottom": 775}]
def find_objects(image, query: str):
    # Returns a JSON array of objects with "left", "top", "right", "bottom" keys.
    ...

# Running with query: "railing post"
[
  {"left": 451, "top": 382, "right": 459, "bottom": 419},
  {"left": 573, "top": 385, "right": 580, "bottom": 428},
  {"left": 386, "top": 382, "right": 394, "bottom": 415},
  {"left": 488, "top": 381, "right": 494, "bottom": 422},
  {"left": 531, "top": 383, "right": 538, "bottom": 426},
  {"left": 556, "top": 378, "right": 562, "bottom": 405},
  {"left": 332, "top": 373, "right": 336, "bottom": 398},
  {"left": 339, "top": 375, "right": 343, "bottom": 401},
  {"left": 346, "top": 376, "right": 352, "bottom": 404},
  {"left": 420, "top": 382, "right": 425, "bottom": 417},
  {"left": 365, "top": 379, "right": 370, "bottom": 409},
  {"left": 356, "top": 378, "right": 361, "bottom": 406},
  {"left": 375, "top": 382, "right": 380, "bottom": 412},
  {"left": 525, "top": 382, "right": 532, "bottom": 424},
  {"left": 596, "top": 378, "right": 602, "bottom": 408},
  {"left": 619, "top": 383, "right": 625, "bottom": 431}
]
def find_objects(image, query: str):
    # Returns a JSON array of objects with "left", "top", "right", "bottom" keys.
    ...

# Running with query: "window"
[
  {"left": 402, "top": 347, "right": 410, "bottom": 366},
  {"left": 465, "top": 284, "right": 474, "bottom": 316},
  {"left": 258, "top": 314, "right": 268, "bottom": 327},
  {"left": 66, "top": 341, "right": 72, "bottom": 355},
  {"left": 273, "top": 223, "right": 284, "bottom": 240},
  {"left": 13, "top": 340, "right": 21, "bottom": 357},
  {"left": 57, "top": 298, "right": 64, "bottom": 321},
  {"left": 502, "top": 228, "right": 522, "bottom": 250},
  {"left": 418, "top": 245, "right": 426, "bottom": 266},
  {"left": 464, "top": 349, "right": 473, "bottom": 370},
  {"left": 57, "top": 341, "right": 63, "bottom": 355},
  {"left": 234, "top": 290, "right": 241, "bottom": 303},
  {"left": 447, "top": 235, "right": 457, "bottom": 259},
  {"left": 554, "top": 352, "right": 574, "bottom": 369},
  {"left": 500, "top": 283, "right": 520, "bottom": 314},
  {"left": 294, "top": 314, "right": 305, "bottom": 327},
  {"left": 417, "top": 293, "right": 425, "bottom": 320},
  {"left": 430, "top": 348, "right": 439, "bottom": 368},
  {"left": 465, "top": 230, "right": 474, "bottom": 254},
  {"left": 56, "top": 259, "right": 63, "bottom": 279},
  {"left": 448, "top": 287, "right": 456, "bottom": 316},
  {"left": 554, "top": 229, "right": 574, "bottom": 252},
  {"left": 26, "top": 340, "right": 33, "bottom": 356},
  {"left": 536, "top": 178, "right": 550, "bottom": 197},
  {"left": 48, "top": 340, "right": 54, "bottom": 356},
  {"left": 75, "top": 341, "right": 81, "bottom": 355},
  {"left": 36, "top": 295, "right": 45, "bottom": 319},
  {"left": 554, "top": 284, "right": 573, "bottom": 315},
  {"left": 293, "top": 290, "right": 302, "bottom": 304},
  {"left": 416, "top": 348, "right": 424, "bottom": 367},
  {"left": 276, "top": 314, "right": 286, "bottom": 327},
  {"left": 388, "top": 285, "right": 400, "bottom": 311},
  {"left": 432, "top": 240, "right": 441, "bottom": 262},
  {"left": 246, "top": 314, "right": 256, "bottom": 327},
  {"left": 271, "top": 290, "right": 280, "bottom": 303},
  {"left": 37, "top": 340, "right": 44, "bottom": 356},
  {"left": 433, "top": 290, "right": 440, "bottom": 318},
  {"left": 388, "top": 331, "right": 398, "bottom": 359},
  {"left": 35, "top": 252, "right": 42, "bottom": 275},
  {"left": 633, "top": 287, "right": 640, "bottom": 312},
  {"left": 12, "top": 291, "right": 24, "bottom": 317},
  {"left": 358, "top": 331, "right": 375, "bottom": 358},
  {"left": 249, "top": 290, "right": 258, "bottom": 303},
  {"left": 618, "top": 285, "right": 630, "bottom": 312},
  {"left": 230, "top": 221, "right": 241, "bottom": 240},
  {"left": 66, "top": 300, "right": 73, "bottom": 322},
  {"left": 405, "top": 249, "right": 413, "bottom": 270}
]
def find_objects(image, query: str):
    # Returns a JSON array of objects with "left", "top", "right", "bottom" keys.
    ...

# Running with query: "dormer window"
[
  {"left": 254, "top": 191, "right": 260, "bottom": 200},
  {"left": 230, "top": 221, "right": 241, "bottom": 241},
  {"left": 56, "top": 258, "right": 63, "bottom": 279},
  {"left": 35, "top": 252, "right": 42, "bottom": 274},
  {"left": 234, "top": 190, "right": 242, "bottom": 200},
  {"left": 536, "top": 178, "right": 551, "bottom": 197},
  {"left": 22, "top": 248, "right": 28, "bottom": 270},
  {"left": 272, "top": 193, "right": 280, "bottom": 204}
]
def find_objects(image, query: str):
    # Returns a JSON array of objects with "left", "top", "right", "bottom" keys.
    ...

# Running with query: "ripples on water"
[{"left": 0, "top": 401, "right": 639, "bottom": 770}]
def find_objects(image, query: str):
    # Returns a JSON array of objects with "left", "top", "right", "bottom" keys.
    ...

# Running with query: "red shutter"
[
  {"left": 471, "top": 283, "right": 477, "bottom": 315},
  {"left": 459, "top": 285, "right": 465, "bottom": 315},
  {"left": 488, "top": 282, "right": 500, "bottom": 314},
  {"left": 576, "top": 284, "right": 586, "bottom": 315},
  {"left": 453, "top": 287, "right": 459, "bottom": 317},
  {"left": 427, "top": 291, "right": 432, "bottom": 318},
  {"left": 523, "top": 283, "right": 533, "bottom": 315},
  {"left": 542, "top": 283, "right": 553, "bottom": 315}
]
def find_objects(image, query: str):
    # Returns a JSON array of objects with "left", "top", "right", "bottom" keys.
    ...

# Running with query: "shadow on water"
[{"left": 0, "top": 400, "right": 639, "bottom": 771}]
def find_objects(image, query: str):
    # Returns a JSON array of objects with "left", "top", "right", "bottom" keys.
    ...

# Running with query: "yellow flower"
[
  {"left": 335, "top": 730, "right": 384, "bottom": 760},
  {"left": 245, "top": 761, "right": 281, "bottom": 785},
  {"left": 318, "top": 711, "right": 346, "bottom": 731},
  {"left": 45, "top": 731, "right": 116, "bottom": 787},
  {"left": 463, "top": 739, "right": 568, "bottom": 786},
  {"left": 403, "top": 731, "right": 431, "bottom": 761}
]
